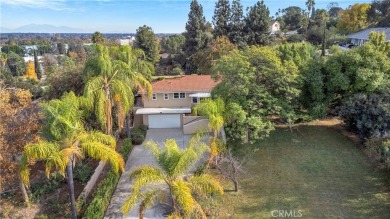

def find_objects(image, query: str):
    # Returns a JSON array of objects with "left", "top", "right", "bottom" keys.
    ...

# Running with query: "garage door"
[{"left": 148, "top": 114, "right": 181, "bottom": 128}]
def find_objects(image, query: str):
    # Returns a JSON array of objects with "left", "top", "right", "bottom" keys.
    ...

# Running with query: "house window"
[
  {"left": 192, "top": 97, "right": 198, "bottom": 104},
  {"left": 174, "top": 92, "right": 186, "bottom": 99},
  {"left": 152, "top": 93, "right": 157, "bottom": 100},
  {"left": 164, "top": 93, "right": 169, "bottom": 100}
]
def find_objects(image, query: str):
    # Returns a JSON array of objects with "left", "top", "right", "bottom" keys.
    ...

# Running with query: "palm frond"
[
  {"left": 77, "top": 131, "right": 116, "bottom": 150},
  {"left": 19, "top": 153, "right": 31, "bottom": 187},
  {"left": 130, "top": 165, "right": 165, "bottom": 192},
  {"left": 121, "top": 192, "right": 139, "bottom": 215},
  {"left": 188, "top": 174, "right": 224, "bottom": 197},
  {"left": 139, "top": 188, "right": 167, "bottom": 217},
  {"left": 81, "top": 142, "right": 124, "bottom": 173},
  {"left": 171, "top": 179, "right": 196, "bottom": 216}
]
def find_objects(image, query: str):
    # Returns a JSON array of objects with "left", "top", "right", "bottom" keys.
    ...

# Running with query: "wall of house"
[
  {"left": 143, "top": 93, "right": 194, "bottom": 108},
  {"left": 183, "top": 119, "right": 210, "bottom": 134},
  {"left": 183, "top": 115, "right": 201, "bottom": 125}
]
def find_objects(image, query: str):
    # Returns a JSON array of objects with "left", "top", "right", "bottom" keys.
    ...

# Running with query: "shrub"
[
  {"left": 131, "top": 125, "right": 147, "bottom": 145},
  {"left": 73, "top": 164, "right": 94, "bottom": 184},
  {"left": 365, "top": 138, "right": 390, "bottom": 170},
  {"left": 31, "top": 173, "right": 64, "bottom": 201},
  {"left": 81, "top": 138, "right": 133, "bottom": 218}
]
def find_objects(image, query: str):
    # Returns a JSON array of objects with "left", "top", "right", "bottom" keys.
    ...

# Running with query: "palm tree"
[
  {"left": 83, "top": 44, "right": 152, "bottom": 135},
  {"left": 20, "top": 92, "right": 125, "bottom": 219},
  {"left": 193, "top": 98, "right": 226, "bottom": 160},
  {"left": 121, "top": 135, "right": 223, "bottom": 218},
  {"left": 305, "top": 0, "right": 315, "bottom": 20}
]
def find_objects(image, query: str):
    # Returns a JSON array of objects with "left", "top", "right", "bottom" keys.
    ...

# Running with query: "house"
[
  {"left": 346, "top": 28, "right": 390, "bottom": 46},
  {"left": 269, "top": 21, "right": 281, "bottom": 34},
  {"left": 135, "top": 75, "right": 220, "bottom": 133}
]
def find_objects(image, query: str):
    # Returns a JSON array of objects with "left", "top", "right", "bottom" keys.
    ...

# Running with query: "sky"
[{"left": 1, "top": 0, "right": 372, "bottom": 33}]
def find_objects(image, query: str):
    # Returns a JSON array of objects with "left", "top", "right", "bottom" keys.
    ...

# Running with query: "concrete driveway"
[{"left": 104, "top": 129, "right": 203, "bottom": 219}]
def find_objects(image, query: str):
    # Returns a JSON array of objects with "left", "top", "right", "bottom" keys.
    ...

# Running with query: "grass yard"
[{"left": 210, "top": 125, "right": 390, "bottom": 219}]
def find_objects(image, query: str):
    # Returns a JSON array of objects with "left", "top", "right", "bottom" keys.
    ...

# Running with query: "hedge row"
[{"left": 80, "top": 138, "right": 133, "bottom": 219}]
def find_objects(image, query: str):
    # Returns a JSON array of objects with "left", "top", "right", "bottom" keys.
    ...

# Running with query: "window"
[
  {"left": 164, "top": 93, "right": 169, "bottom": 100},
  {"left": 173, "top": 92, "right": 186, "bottom": 99},
  {"left": 192, "top": 97, "right": 198, "bottom": 104},
  {"left": 152, "top": 93, "right": 157, "bottom": 100}
]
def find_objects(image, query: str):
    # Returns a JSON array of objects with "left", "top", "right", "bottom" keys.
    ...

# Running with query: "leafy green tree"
[
  {"left": 57, "top": 42, "right": 66, "bottom": 55},
  {"left": 92, "top": 31, "right": 105, "bottom": 44},
  {"left": 83, "top": 45, "right": 152, "bottom": 135},
  {"left": 192, "top": 36, "right": 237, "bottom": 74},
  {"left": 20, "top": 92, "right": 125, "bottom": 219},
  {"left": 280, "top": 6, "right": 305, "bottom": 30},
  {"left": 244, "top": 1, "right": 271, "bottom": 45},
  {"left": 212, "top": 0, "right": 231, "bottom": 38},
  {"left": 135, "top": 25, "right": 160, "bottom": 64},
  {"left": 7, "top": 52, "right": 26, "bottom": 76},
  {"left": 228, "top": 0, "right": 246, "bottom": 47},
  {"left": 338, "top": 92, "right": 390, "bottom": 142},
  {"left": 33, "top": 50, "right": 42, "bottom": 80},
  {"left": 184, "top": 0, "right": 208, "bottom": 73},
  {"left": 0, "top": 52, "right": 8, "bottom": 69},
  {"left": 367, "top": 0, "right": 390, "bottom": 27},
  {"left": 121, "top": 136, "right": 223, "bottom": 218},
  {"left": 160, "top": 34, "right": 185, "bottom": 54},
  {"left": 1, "top": 45, "right": 24, "bottom": 56},
  {"left": 276, "top": 42, "right": 317, "bottom": 71}
]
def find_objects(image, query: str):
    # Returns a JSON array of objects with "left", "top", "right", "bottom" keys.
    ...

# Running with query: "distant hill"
[{"left": 0, "top": 24, "right": 85, "bottom": 33}]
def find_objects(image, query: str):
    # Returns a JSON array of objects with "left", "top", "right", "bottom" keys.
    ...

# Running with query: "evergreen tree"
[
  {"left": 244, "top": 0, "right": 271, "bottom": 45},
  {"left": 33, "top": 49, "right": 42, "bottom": 80},
  {"left": 184, "top": 0, "right": 208, "bottom": 74},
  {"left": 213, "top": 0, "right": 231, "bottom": 38},
  {"left": 135, "top": 25, "right": 160, "bottom": 64},
  {"left": 228, "top": 0, "right": 246, "bottom": 47}
]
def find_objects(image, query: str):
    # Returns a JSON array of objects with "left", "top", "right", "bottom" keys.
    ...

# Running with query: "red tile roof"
[{"left": 147, "top": 75, "right": 220, "bottom": 93}]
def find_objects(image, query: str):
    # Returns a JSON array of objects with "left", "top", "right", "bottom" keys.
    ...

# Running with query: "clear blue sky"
[{"left": 1, "top": 0, "right": 371, "bottom": 33}]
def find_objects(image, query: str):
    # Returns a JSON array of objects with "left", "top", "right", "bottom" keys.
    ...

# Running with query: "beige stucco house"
[
  {"left": 270, "top": 20, "right": 281, "bottom": 34},
  {"left": 135, "top": 75, "right": 220, "bottom": 133}
]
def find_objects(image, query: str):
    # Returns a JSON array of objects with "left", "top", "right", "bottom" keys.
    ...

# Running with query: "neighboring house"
[
  {"left": 346, "top": 28, "right": 390, "bottom": 46},
  {"left": 135, "top": 75, "right": 220, "bottom": 133},
  {"left": 270, "top": 21, "right": 281, "bottom": 34}
]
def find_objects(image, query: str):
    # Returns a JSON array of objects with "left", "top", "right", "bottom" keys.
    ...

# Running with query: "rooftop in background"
[
  {"left": 346, "top": 28, "right": 390, "bottom": 41},
  {"left": 144, "top": 75, "right": 220, "bottom": 93}
]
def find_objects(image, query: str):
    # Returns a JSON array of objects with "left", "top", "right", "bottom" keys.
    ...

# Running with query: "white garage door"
[{"left": 148, "top": 114, "right": 181, "bottom": 128}]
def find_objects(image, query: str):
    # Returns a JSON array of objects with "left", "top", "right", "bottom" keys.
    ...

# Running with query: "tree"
[
  {"left": 57, "top": 42, "right": 67, "bottom": 55},
  {"left": 328, "top": 2, "right": 343, "bottom": 18},
  {"left": 0, "top": 87, "right": 40, "bottom": 203},
  {"left": 160, "top": 34, "right": 185, "bottom": 54},
  {"left": 33, "top": 50, "right": 42, "bottom": 80},
  {"left": 24, "top": 61, "right": 37, "bottom": 81},
  {"left": 212, "top": 0, "right": 231, "bottom": 38},
  {"left": 367, "top": 0, "right": 390, "bottom": 27},
  {"left": 367, "top": 31, "right": 390, "bottom": 54},
  {"left": 20, "top": 92, "right": 125, "bottom": 219},
  {"left": 338, "top": 92, "right": 390, "bottom": 143},
  {"left": 276, "top": 42, "right": 317, "bottom": 71},
  {"left": 337, "top": 3, "right": 371, "bottom": 33},
  {"left": 192, "top": 36, "right": 237, "bottom": 74},
  {"left": 92, "top": 31, "right": 105, "bottom": 44},
  {"left": 228, "top": 0, "right": 246, "bottom": 47},
  {"left": 135, "top": 25, "right": 160, "bottom": 64},
  {"left": 280, "top": 6, "right": 305, "bottom": 30},
  {"left": 1, "top": 45, "right": 24, "bottom": 56},
  {"left": 305, "top": 0, "right": 315, "bottom": 19},
  {"left": 7, "top": 52, "right": 26, "bottom": 76},
  {"left": 184, "top": 0, "right": 208, "bottom": 74},
  {"left": 0, "top": 51, "right": 8, "bottom": 69},
  {"left": 215, "top": 149, "right": 246, "bottom": 192},
  {"left": 244, "top": 0, "right": 271, "bottom": 46},
  {"left": 83, "top": 45, "right": 152, "bottom": 135},
  {"left": 121, "top": 136, "right": 223, "bottom": 218}
]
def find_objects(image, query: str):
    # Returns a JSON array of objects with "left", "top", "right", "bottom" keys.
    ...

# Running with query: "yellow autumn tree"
[
  {"left": 25, "top": 61, "right": 38, "bottom": 80},
  {"left": 337, "top": 3, "right": 371, "bottom": 33}
]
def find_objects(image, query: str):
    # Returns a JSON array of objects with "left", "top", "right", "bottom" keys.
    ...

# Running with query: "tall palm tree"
[
  {"left": 306, "top": 0, "right": 315, "bottom": 19},
  {"left": 20, "top": 92, "right": 125, "bottom": 219},
  {"left": 83, "top": 45, "right": 152, "bottom": 135},
  {"left": 121, "top": 135, "right": 223, "bottom": 218},
  {"left": 193, "top": 98, "right": 226, "bottom": 160}
]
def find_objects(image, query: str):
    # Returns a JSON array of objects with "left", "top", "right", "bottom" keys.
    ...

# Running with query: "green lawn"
[{"left": 210, "top": 126, "right": 390, "bottom": 219}]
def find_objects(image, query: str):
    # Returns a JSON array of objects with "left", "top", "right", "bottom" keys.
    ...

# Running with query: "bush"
[
  {"left": 365, "top": 138, "right": 390, "bottom": 170},
  {"left": 31, "top": 173, "right": 64, "bottom": 201},
  {"left": 286, "top": 34, "right": 304, "bottom": 43},
  {"left": 73, "top": 164, "right": 94, "bottom": 184},
  {"left": 81, "top": 138, "right": 133, "bottom": 218},
  {"left": 131, "top": 125, "right": 147, "bottom": 145}
]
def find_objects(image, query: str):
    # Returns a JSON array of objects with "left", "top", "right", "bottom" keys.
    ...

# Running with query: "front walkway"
[{"left": 104, "top": 129, "right": 196, "bottom": 219}]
